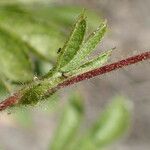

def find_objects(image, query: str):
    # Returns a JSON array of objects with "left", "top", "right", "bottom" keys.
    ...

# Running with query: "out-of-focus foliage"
[
  {"left": 50, "top": 93, "right": 84, "bottom": 150},
  {"left": 49, "top": 94, "right": 132, "bottom": 150},
  {"left": 0, "top": 79, "right": 10, "bottom": 100},
  {"left": 0, "top": 27, "right": 33, "bottom": 82},
  {"left": 0, "top": 1, "right": 102, "bottom": 99},
  {"left": 0, "top": 3, "right": 102, "bottom": 61},
  {"left": 29, "top": 5, "right": 102, "bottom": 29},
  {"left": 0, "top": 4, "right": 65, "bottom": 61},
  {"left": 76, "top": 96, "right": 131, "bottom": 150},
  {"left": 0, "top": 0, "right": 54, "bottom": 4},
  {"left": 9, "top": 93, "right": 131, "bottom": 150}
]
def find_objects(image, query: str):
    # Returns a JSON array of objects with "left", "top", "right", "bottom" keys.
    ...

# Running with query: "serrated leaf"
[
  {"left": 55, "top": 13, "right": 86, "bottom": 70},
  {"left": 50, "top": 93, "right": 84, "bottom": 150},
  {"left": 61, "top": 21, "right": 107, "bottom": 72},
  {"left": 0, "top": 27, "right": 33, "bottom": 82},
  {"left": 77, "top": 96, "right": 131, "bottom": 150},
  {"left": 65, "top": 49, "right": 112, "bottom": 76}
]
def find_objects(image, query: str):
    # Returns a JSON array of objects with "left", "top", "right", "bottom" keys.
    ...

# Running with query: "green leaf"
[
  {"left": 0, "top": 4, "right": 65, "bottom": 61},
  {"left": 0, "top": 27, "right": 33, "bottom": 82},
  {"left": 50, "top": 93, "right": 84, "bottom": 150},
  {"left": 55, "top": 13, "right": 86, "bottom": 70},
  {"left": 77, "top": 96, "right": 132, "bottom": 150},
  {"left": 61, "top": 21, "right": 107, "bottom": 72},
  {"left": 64, "top": 49, "right": 113, "bottom": 76},
  {"left": 0, "top": 4, "right": 102, "bottom": 62}
]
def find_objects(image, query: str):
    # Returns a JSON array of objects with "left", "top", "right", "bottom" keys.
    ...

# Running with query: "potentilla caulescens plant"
[{"left": 0, "top": 12, "right": 150, "bottom": 111}]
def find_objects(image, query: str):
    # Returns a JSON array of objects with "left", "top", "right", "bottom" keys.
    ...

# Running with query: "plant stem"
[
  {"left": 0, "top": 51, "right": 150, "bottom": 112},
  {"left": 0, "top": 93, "right": 20, "bottom": 111},
  {"left": 59, "top": 51, "right": 150, "bottom": 87}
]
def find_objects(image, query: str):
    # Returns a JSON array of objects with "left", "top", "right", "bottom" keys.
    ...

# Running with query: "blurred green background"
[{"left": 0, "top": 0, "right": 150, "bottom": 150}]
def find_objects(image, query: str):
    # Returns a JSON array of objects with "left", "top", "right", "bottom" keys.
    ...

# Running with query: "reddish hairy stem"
[
  {"left": 0, "top": 93, "right": 21, "bottom": 111},
  {"left": 59, "top": 51, "right": 150, "bottom": 87},
  {"left": 0, "top": 51, "right": 150, "bottom": 112}
]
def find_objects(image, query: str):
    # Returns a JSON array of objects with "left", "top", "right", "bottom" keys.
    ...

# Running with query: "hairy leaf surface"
[
  {"left": 61, "top": 22, "right": 107, "bottom": 72},
  {"left": 56, "top": 13, "right": 86, "bottom": 70},
  {"left": 65, "top": 49, "right": 112, "bottom": 76}
]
